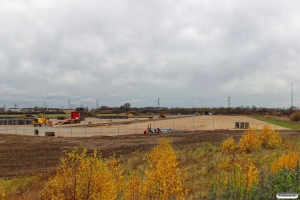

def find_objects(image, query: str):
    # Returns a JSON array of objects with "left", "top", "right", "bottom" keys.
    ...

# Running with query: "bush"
[
  {"left": 290, "top": 111, "right": 300, "bottom": 122},
  {"left": 41, "top": 147, "right": 123, "bottom": 200},
  {"left": 238, "top": 127, "right": 261, "bottom": 153},
  {"left": 209, "top": 155, "right": 258, "bottom": 199},
  {"left": 259, "top": 125, "right": 282, "bottom": 149},
  {"left": 143, "top": 137, "right": 189, "bottom": 199},
  {"left": 221, "top": 137, "right": 236, "bottom": 154},
  {"left": 271, "top": 151, "right": 299, "bottom": 173},
  {"left": 0, "top": 186, "right": 5, "bottom": 200}
]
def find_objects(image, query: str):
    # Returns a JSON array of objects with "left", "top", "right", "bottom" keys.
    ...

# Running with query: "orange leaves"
[
  {"left": 0, "top": 185, "right": 5, "bottom": 200},
  {"left": 271, "top": 151, "right": 300, "bottom": 173},
  {"left": 259, "top": 125, "right": 282, "bottom": 149},
  {"left": 238, "top": 127, "right": 261, "bottom": 153},
  {"left": 221, "top": 137, "right": 236, "bottom": 154}
]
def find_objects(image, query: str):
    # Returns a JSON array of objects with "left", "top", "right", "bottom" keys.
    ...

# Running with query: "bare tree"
[{"left": 123, "top": 103, "right": 131, "bottom": 111}]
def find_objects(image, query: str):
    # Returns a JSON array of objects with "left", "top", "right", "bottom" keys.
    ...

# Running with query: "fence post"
[
  {"left": 58, "top": 124, "right": 60, "bottom": 137},
  {"left": 15, "top": 121, "right": 17, "bottom": 134},
  {"left": 71, "top": 121, "right": 72, "bottom": 137},
  {"left": 118, "top": 118, "right": 120, "bottom": 136},
  {"left": 213, "top": 113, "right": 214, "bottom": 130},
  {"left": 101, "top": 118, "right": 102, "bottom": 136},
  {"left": 25, "top": 121, "right": 26, "bottom": 135},
  {"left": 85, "top": 120, "right": 86, "bottom": 137},
  {"left": 173, "top": 116, "right": 174, "bottom": 130},
  {"left": 193, "top": 115, "right": 194, "bottom": 131},
  {"left": 6, "top": 120, "right": 7, "bottom": 134}
]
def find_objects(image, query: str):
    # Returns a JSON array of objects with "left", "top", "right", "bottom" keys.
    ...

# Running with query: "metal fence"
[{"left": 0, "top": 115, "right": 281, "bottom": 137}]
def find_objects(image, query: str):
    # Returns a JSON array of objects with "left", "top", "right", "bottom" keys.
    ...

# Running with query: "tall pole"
[
  {"left": 291, "top": 84, "right": 293, "bottom": 114},
  {"left": 227, "top": 96, "right": 231, "bottom": 115}
]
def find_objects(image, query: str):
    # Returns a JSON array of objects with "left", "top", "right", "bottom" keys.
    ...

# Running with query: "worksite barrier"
[{"left": 0, "top": 116, "right": 277, "bottom": 137}]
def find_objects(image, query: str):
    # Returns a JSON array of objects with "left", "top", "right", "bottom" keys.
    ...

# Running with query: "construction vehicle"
[
  {"left": 158, "top": 113, "right": 166, "bottom": 118},
  {"left": 32, "top": 114, "right": 51, "bottom": 127},
  {"left": 55, "top": 111, "right": 83, "bottom": 125}
]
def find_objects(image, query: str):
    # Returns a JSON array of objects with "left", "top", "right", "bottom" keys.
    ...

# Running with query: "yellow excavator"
[{"left": 32, "top": 114, "right": 51, "bottom": 127}]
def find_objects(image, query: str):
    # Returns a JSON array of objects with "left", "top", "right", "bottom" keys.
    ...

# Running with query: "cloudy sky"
[{"left": 1, "top": 0, "right": 300, "bottom": 109}]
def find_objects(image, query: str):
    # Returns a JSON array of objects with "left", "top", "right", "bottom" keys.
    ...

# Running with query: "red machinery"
[
  {"left": 55, "top": 111, "right": 82, "bottom": 125},
  {"left": 71, "top": 111, "right": 81, "bottom": 123}
]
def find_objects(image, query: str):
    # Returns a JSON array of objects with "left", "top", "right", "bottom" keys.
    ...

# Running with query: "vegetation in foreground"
[{"left": 1, "top": 125, "right": 300, "bottom": 199}]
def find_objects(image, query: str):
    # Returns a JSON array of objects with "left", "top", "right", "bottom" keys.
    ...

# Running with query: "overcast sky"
[{"left": 1, "top": 0, "right": 300, "bottom": 109}]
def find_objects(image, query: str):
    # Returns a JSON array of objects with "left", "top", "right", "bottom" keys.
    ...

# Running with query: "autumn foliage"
[
  {"left": 220, "top": 136, "right": 236, "bottom": 154},
  {"left": 0, "top": 186, "right": 5, "bottom": 200},
  {"left": 271, "top": 151, "right": 300, "bottom": 173},
  {"left": 238, "top": 127, "right": 261, "bottom": 153},
  {"left": 143, "top": 138, "right": 189, "bottom": 199},
  {"left": 42, "top": 138, "right": 188, "bottom": 200},
  {"left": 41, "top": 148, "right": 123, "bottom": 200}
]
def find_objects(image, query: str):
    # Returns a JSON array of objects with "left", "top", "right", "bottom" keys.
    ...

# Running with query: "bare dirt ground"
[{"left": 1, "top": 129, "right": 300, "bottom": 179}]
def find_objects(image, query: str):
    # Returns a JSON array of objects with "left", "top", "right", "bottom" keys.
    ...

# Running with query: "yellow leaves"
[
  {"left": 271, "top": 151, "right": 300, "bottom": 173},
  {"left": 259, "top": 125, "right": 282, "bottom": 149},
  {"left": 219, "top": 155, "right": 258, "bottom": 191},
  {"left": 235, "top": 125, "right": 282, "bottom": 153},
  {"left": 41, "top": 147, "right": 123, "bottom": 200},
  {"left": 221, "top": 136, "right": 236, "bottom": 154},
  {"left": 0, "top": 185, "right": 5, "bottom": 200},
  {"left": 238, "top": 127, "right": 261, "bottom": 153},
  {"left": 143, "top": 137, "right": 189, "bottom": 200},
  {"left": 123, "top": 172, "right": 144, "bottom": 200},
  {"left": 42, "top": 138, "right": 189, "bottom": 200}
]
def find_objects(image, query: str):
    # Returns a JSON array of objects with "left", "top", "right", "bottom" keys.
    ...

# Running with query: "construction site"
[{"left": 0, "top": 111, "right": 297, "bottom": 179}]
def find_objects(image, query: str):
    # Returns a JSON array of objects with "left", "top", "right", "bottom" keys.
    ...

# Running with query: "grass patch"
[{"left": 249, "top": 115, "right": 300, "bottom": 130}]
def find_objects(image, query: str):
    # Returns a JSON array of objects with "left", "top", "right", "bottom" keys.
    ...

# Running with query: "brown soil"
[{"left": 1, "top": 130, "right": 300, "bottom": 178}]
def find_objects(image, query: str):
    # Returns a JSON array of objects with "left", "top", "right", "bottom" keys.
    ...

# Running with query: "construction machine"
[
  {"left": 158, "top": 113, "right": 166, "bottom": 118},
  {"left": 32, "top": 113, "right": 51, "bottom": 127}
]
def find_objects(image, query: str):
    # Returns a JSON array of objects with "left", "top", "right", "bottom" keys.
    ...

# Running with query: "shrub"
[
  {"left": 41, "top": 147, "right": 123, "bottom": 200},
  {"left": 209, "top": 155, "right": 258, "bottom": 199},
  {"left": 0, "top": 185, "right": 5, "bottom": 200},
  {"left": 123, "top": 172, "right": 144, "bottom": 200},
  {"left": 143, "top": 137, "right": 189, "bottom": 199},
  {"left": 238, "top": 127, "right": 261, "bottom": 153},
  {"left": 271, "top": 151, "right": 299, "bottom": 173},
  {"left": 290, "top": 111, "right": 300, "bottom": 122},
  {"left": 221, "top": 137, "right": 236, "bottom": 154},
  {"left": 259, "top": 125, "right": 282, "bottom": 149}
]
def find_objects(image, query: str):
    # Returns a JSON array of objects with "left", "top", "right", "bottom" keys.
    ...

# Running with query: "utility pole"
[
  {"left": 291, "top": 84, "right": 293, "bottom": 114},
  {"left": 96, "top": 100, "right": 98, "bottom": 110},
  {"left": 68, "top": 99, "right": 70, "bottom": 109},
  {"left": 157, "top": 98, "right": 160, "bottom": 108},
  {"left": 227, "top": 96, "right": 231, "bottom": 115}
]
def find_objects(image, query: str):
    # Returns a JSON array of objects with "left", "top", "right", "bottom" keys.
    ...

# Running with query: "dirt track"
[{"left": 1, "top": 130, "right": 300, "bottom": 178}]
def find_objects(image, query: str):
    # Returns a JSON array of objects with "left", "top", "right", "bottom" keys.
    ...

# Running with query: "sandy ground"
[{"left": 0, "top": 115, "right": 289, "bottom": 137}]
